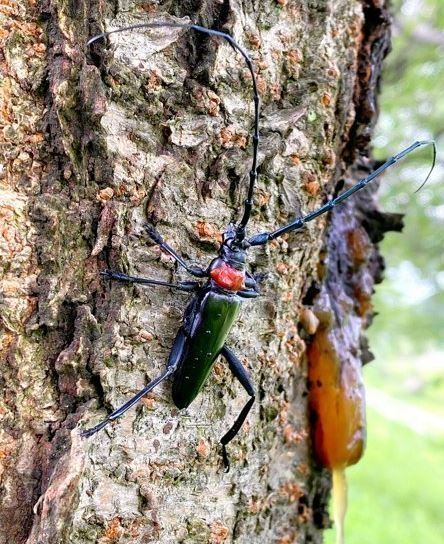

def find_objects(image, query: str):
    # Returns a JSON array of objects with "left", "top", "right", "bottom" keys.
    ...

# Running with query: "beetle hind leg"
[
  {"left": 80, "top": 329, "right": 187, "bottom": 438},
  {"left": 80, "top": 420, "right": 108, "bottom": 438},
  {"left": 80, "top": 367, "right": 175, "bottom": 438},
  {"left": 219, "top": 346, "right": 256, "bottom": 472}
]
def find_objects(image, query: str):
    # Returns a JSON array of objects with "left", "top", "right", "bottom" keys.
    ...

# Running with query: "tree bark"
[{"left": 0, "top": 1, "right": 394, "bottom": 543}]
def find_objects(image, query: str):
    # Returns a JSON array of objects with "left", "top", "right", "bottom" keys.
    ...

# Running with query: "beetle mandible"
[{"left": 81, "top": 21, "right": 436, "bottom": 470}]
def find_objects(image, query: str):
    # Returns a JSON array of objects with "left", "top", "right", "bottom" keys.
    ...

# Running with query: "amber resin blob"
[
  {"left": 307, "top": 292, "right": 366, "bottom": 544},
  {"left": 308, "top": 326, "right": 366, "bottom": 470}
]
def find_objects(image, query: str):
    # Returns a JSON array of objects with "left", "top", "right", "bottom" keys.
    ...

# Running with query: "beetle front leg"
[
  {"left": 145, "top": 225, "right": 208, "bottom": 278},
  {"left": 80, "top": 329, "right": 187, "bottom": 437},
  {"left": 219, "top": 345, "right": 255, "bottom": 471}
]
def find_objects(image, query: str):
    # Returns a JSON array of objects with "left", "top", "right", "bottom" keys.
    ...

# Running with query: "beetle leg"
[
  {"left": 237, "top": 288, "right": 260, "bottom": 299},
  {"left": 244, "top": 272, "right": 258, "bottom": 290},
  {"left": 145, "top": 225, "right": 208, "bottom": 278},
  {"left": 166, "top": 328, "right": 188, "bottom": 370},
  {"left": 100, "top": 269, "right": 200, "bottom": 292},
  {"left": 219, "top": 346, "right": 255, "bottom": 471},
  {"left": 81, "top": 329, "right": 187, "bottom": 438},
  {"left": 245, "top": 272, "right": 269, "bottom": 291}
]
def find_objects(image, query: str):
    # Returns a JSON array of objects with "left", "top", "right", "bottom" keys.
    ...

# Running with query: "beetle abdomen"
[{"left": 172, "top": 290, "right": 241, "bottom": 409}]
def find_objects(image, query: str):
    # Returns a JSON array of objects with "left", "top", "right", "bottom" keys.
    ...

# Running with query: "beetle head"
[{"left": 219, "top": 224, "right": 247, "bottom": 268}]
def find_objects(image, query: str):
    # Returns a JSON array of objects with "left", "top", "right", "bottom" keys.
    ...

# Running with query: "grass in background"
[
  {"left": 324, "top": 407, "right": 444, "bottom": 544},
  {"left": 364, "top": 359, "right": 444, "bottom": 419}
]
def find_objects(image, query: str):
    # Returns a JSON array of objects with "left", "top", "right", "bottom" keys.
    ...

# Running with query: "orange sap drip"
[
  {"left": 308, "top": 326, "right": 366, "bottom": 544},
  {"left": 308, "top": 327, "right": 365, "bottom": 469}
]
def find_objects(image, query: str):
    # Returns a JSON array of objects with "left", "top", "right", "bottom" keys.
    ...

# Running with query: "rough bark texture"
[{"left": 0, "top": 1, "right": 395, "bottom": 543}]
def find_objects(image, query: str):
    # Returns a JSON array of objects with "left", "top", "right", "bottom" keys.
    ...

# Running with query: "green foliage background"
[
  {"left": 328, "top": 1, "right": 444, "bottom": 542},
  {"left": 324, "top": 409, "right": 444, "bottom": 544},
  {"left": 369, "top": 0, "right": 444, "bottom": 364}
]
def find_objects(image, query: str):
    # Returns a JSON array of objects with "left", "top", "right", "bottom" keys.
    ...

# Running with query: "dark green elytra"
[{"left": 172, "top": 291, "right": 241, "bottom": 408}]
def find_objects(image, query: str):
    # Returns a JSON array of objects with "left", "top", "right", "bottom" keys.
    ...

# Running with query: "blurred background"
[{"left": 326, "top": 1, "right": 444, "bottom": 542}]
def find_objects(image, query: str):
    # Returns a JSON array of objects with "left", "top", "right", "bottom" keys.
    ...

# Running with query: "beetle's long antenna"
[
  {"left": 246, "top": 139, "right": 436, "bottom": 247},
  {"left": 88, "top": 22, "right": 260, "bottom": 242}
]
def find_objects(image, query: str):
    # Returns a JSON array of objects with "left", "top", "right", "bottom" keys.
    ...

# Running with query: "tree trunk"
[{"left": 0, "top": 1, "right": 394, "bottom": 543}]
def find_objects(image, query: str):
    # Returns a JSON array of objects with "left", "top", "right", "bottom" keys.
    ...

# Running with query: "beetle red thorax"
[{"left": 210, "top": 261, "right": 245, "bottom": 291}]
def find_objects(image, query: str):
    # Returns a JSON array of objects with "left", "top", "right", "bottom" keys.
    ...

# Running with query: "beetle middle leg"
[
  {"left": 100, "top": 269, "right": 200, "bottom": 292},
  {"left": 219, "top": 345, "right": 255, "bottom": 471},
  {"left": 81, "top": 329, "right": 187, "bottom": 438},
  {"left": 237, "top": 288, "right": 260, "bottom": 299}
]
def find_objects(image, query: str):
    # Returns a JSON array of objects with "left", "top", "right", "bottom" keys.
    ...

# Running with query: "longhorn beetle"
[{"left": 82, "top": 22, "right": 436, "bottom": 470}]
